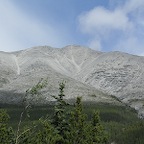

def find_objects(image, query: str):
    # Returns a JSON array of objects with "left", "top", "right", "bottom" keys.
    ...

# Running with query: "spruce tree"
[
  {"left": 66, "top": 97, "right": 89, "bottom": 144},
  {"left": 18, "top": 117, "right": 61, "bottom": 144},
  {"left": 90, "top": 111, "right": 108, "bottom": 143},
  {"left": 0, "top": 80, "right": 108, "bottom": 144},
  {"left": 52, "top": 82, "right": 69, "bottom": 143}
]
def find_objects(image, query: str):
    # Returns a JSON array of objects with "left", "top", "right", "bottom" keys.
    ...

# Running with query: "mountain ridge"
[{"left": 0, "top": 45, "right": 144, "bottom": 118}]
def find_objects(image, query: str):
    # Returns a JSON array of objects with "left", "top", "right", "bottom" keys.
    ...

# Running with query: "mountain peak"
[{"left": 0, "top": 45, "right": 144, "bottom": 118}]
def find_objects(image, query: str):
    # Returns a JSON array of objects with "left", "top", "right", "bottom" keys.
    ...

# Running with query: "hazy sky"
[{"left": 0, "top": 0, "right": 144, "bottom": 55}]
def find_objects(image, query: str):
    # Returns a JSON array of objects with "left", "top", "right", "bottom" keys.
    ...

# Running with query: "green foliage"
[
  {"left": 64, "top": 97, "right": 108, "bottom": 144},
  {"left": 15, "top": 78, "right": 48, "bottom": 144},
  {"left": 51, "top": 83, "right": 107, "bottom": 143},
  {"left": 2, "top": 80, "right": 144, "bottom": 143},
  {"left": 35, "top": 118, "right": 62, "bottom": 144},
  {"left": 0, "top": 109, "right": 15, "bottom": 144},
  {"left": 64, "top": 97, "right": 82, "bottom": 143},
  {"left": 52, "top": 82, "right": 69, "bottom": 136},
  {"left": 24, "top": 78, "right": 47, "bottom": 106},
  {"left": 90, "top": 111, "right": 108, "bottom": 143},
  {"left": 0, "top": 109, "right": 9, "bottom": 123},
  {"left": 113, "top": 122, "right": 144, "bottom": 144},
  {"left": 17, "top": 117, "right": 61, "bottom": 144},
  {"left": 66, "top": 97, "right": 89, "bottom": 143}
]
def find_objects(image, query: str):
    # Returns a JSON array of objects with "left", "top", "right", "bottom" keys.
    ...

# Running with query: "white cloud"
[
  {"left": 114, "top": 37, "right": 144, "bottom": 55},
  {"left": 79, "top": 0, "right": 144, "bottom": 55},
  {"left": 0, "top": 0, "right": 69, "bottom": 52},
  {"left": 79, "top": 7, "right": 132, "bottom": 34},
  {"left": 88, "top": 39, "right": 102, "bottom": 51},
  {"left": 124, "top": 0, "right": 144, "bottom": 13}
]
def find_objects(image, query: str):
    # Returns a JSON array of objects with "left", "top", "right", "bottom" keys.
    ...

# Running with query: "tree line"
[{"left": 0, "top": 81, "right": 108, "bottom": 144}]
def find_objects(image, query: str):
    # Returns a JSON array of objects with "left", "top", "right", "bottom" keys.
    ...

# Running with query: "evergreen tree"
[
  {"left": 66, "top": 97, "right": 89, "bottom": 144},
  {"left": 66, "top": 97, "right": 108, "bottom": 144},
  {"left": 52, "top": 82, "right": 69, "bottom": 143},
  {"left": 0, "top": 109, "right": 15, "bottom": 144},
  {"left": 34, "top": 118, "right": 62, "bottom": 144},
  {"left": 90, "top": 111, "right": 108, "bottom": 143},
  {"left": 0, "top": 80, "right": 108, "bottom": 144},
  {"left": 18, "top": 117, "right": 61, "bottom": 144}
]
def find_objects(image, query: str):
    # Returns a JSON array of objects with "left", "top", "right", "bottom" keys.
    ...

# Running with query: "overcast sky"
[{"left": 0, "top": 0, "right": 144, "bottom": 55}]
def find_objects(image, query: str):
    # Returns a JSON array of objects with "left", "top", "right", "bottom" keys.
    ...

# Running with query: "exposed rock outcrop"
[{"left": 0, "top": 45, "right": 144, "bottom": 118}]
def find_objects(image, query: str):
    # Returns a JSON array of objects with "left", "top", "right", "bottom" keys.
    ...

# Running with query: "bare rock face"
[{"left": 0, "top": 45, "right": 144, "bottom": 118}]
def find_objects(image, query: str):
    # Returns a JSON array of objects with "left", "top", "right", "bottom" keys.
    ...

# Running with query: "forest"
[{"left": 0, "top": 81, "right": 144, "bottom": 144}]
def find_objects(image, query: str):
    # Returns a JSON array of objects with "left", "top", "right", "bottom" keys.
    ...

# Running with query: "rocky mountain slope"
[{"left": 0, "top": 45, "right": 144, "bottom": 117}]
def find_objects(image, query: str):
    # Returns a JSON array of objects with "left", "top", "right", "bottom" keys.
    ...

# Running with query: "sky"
[{"left": 0, "top": 0, "right": 144, "bottom": 55}]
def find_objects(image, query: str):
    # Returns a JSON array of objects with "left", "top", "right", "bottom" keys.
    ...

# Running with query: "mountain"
[{"left": 0, "top": 45, "right": 144, "bottom": 118}]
